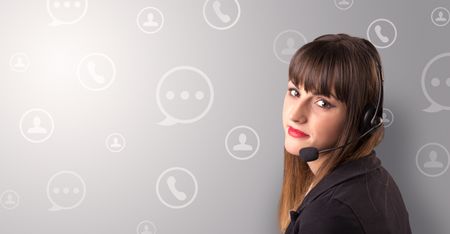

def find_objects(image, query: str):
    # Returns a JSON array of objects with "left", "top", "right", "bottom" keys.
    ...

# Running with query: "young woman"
[{"left": 279, "top": 34, "right": 412, "bottom": 234}]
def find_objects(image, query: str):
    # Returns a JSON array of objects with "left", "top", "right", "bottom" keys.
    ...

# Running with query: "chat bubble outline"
[
  {"left": 156, "top": 65, "right": 214, "bottom": 126},
  {"left": 47, "top": 0, "right": 88, "bottom": 26},
  {"left": 421, "top": 52, "right": 450, "bottom": 113},
  {"left": 47, "top": 170, "right": 86, "bottom": 211}
]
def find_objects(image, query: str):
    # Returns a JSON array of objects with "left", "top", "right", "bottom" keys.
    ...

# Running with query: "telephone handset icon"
[
  {"left": 374, "top": 25, "right": 389, "bottom": 43},
  {"left": 166, "top": 176, "right": 187, "bottom": 201},
  {"left": 212, "top": 0, "right": 231, "bottom": 23},
  {"left": 87, "top": 61, "right": 105, "bottom": 84}
]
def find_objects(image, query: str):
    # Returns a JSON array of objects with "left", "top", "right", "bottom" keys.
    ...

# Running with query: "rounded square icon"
[
  {"left": 273, "top": 30, "right": 307, "bottom": 64},
  {"left": 47, "top": 0, "right": 88, "bottom": 26},
  {"left": 431, "top": 7, "right": 450, "bottom": 27},
  {"left": 47, "top": 170, "right": 86, "bottom": 211},
  {"left": 382, "top": 108, "right": 394, "bottom": 128},
  {"left": 334, "top": 0, "right": 353, "bottom": 11},
  {"left": 9, "top": 53, "right": 30, "bottom": 72},
  {"left": 156, "top": 167, "right": 198, "bottom": 209},
  {"left": 0, "top": 190, "right": 20, "bottom": 210},
  {"left": 105, "top": 133, "right": 126, "bottom": 152},
  {"left": 416, "top": 143, "right": 449, "bottom": 177},
  {"left": 367, "top": 18, "right": 397, "bottom": 48},
  {"left": 19, "top": 108, "right": 55, "bottom": 143},
  {"left": 156, "top": 66, "right": 214, "bottom": 126},
  {"left": 136, "top": 7, "right": 164, "bottom": 34},
  {"left": 225, "top": 125, "right": 260, "bottom": 160},
  {"left": 203, "top": 0, "right": 241, "bottom": 30},
  {"left": 136, "top": 220, "right": 157, "bottom": 234},
  {"left": 77, "top": 53, "right": 116, "bottom": 91},
  {"left": 421, "top": 52, "right": 450, "bottom": 112}
]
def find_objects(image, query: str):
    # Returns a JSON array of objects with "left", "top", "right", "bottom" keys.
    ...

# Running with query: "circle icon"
[
  {"left": 421, "top": 52, "right": 450, "bottom": 112},
  {"left": 136, "top": 7, "right": 164, "bottom": 34},
  {"left": 105, "top": 133, "right": 126, "bottom": 152},
  {"left": 431, "top": 7, "right": 450, "bottom": 27},
  {"left": 47, "top": 170, "right": 86, "bottom": 211},
  {"left": 273, "top": 30, "right": 307, "bottom": 64},
  {"left": 156, "top": 66, "right": 214, "bottom": 126},
  {"left": 416, "top": 142, "right": 449, "bottom": 177},
  {"left": 136, "top": 220, "right": 157, "bottom": 234},
  {"left": 334, "top": 0, "right": 354, "bottom": 11},
  {"left": 77, "top": 53, "right": 116, "bottom": 91},
  {"left": 225, "top": 125, "right": 260, "bottom": 160},
  {"left": 47, "top": 0, "right": 88, "bottom": 26},
  {"left": 9, "top": 53, "right": 30, "bottom": 72},
  {"left": 0, "top": 190, "right": 20, "bottom": 210},
  {"left": 367, "top": 18, "right": 397, "bottom": 48},
  {"left": 19, "top": 108, "right": 55, "bottom": 143},
  {"left": 203, "top": 0, "right": 241, "bottom": 30},
  {"left": 382, "top": 108, "right": 394, "bottom": 128},
  {"left": 156, "top": 167, "right": 198, "bottom": 209}
]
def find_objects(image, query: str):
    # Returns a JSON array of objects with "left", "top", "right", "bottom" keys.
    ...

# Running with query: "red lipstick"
[{"left": 288, "top": 126, "right": 309, "bottom": 138}]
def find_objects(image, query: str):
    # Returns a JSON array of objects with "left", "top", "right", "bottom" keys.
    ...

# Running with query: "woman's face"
[{"left": 282, "top": 80, "right": 347, "bottom": 156}]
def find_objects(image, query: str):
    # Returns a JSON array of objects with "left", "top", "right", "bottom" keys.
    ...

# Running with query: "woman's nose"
[{"left": 289, "top": 99, "right": 308, "bottom": 123}]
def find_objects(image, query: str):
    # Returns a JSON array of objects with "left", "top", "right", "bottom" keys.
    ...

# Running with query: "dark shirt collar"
[{"left": 296, "top": 150, "right": 381, "bottom": 213}]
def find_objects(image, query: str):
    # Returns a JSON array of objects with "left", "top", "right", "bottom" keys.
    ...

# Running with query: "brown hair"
[{"left": 278, "top": 33, "right": 385, "bottom": 233}]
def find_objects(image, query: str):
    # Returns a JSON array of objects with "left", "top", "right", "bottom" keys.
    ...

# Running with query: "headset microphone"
[{"left": 299, "top": 62, "right": 384, "bottom": 162}]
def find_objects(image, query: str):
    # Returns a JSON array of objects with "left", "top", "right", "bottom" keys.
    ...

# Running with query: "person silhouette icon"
[
  {"left": 27, "top": 116, "right": 47, "bottom": 134},
  {"left": 110, "top": 137, "right": 122, "bottom": 148},
  {"left": 4, "top": 194, "right": 16, "bottom": 205},
  {"left": 424, "top": 150, "right": 444, "bottom": 168},
  {"left": 143, "top": 13, "right": 159, "bottom": 27},
  {"left": 14, "top": 57, "right": 25, "bottom": 68},
  {"left": 141, "top": 225, "right": 153, "bottom": 234},
  {"left": 435, "top": 11, "right": 447, "bottom": 22},
  {"left": 382, "top": 112, "right": 390, "bottom": 123},
  {"left": 338, "top": 0, "right": 350, "bottom": 5},
  {"left": 281, "top": 37, "right": 296, "bottom": 55},
  {"left": 232, "top": 133, "right": 253, "bottom": 151}
]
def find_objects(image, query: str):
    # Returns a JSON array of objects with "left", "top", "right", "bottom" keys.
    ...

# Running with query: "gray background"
[{"left": 0, "top": 0, "right": 449, "bottom": 233}]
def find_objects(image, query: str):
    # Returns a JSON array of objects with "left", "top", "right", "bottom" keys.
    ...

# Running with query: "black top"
[{"left": 284, "top": 150, "right": 412, "bottom": 234}]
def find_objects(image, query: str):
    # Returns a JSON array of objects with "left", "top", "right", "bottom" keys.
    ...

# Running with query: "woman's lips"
[{"left": 288, "top": 126, "right": 309, "bottom": 138}]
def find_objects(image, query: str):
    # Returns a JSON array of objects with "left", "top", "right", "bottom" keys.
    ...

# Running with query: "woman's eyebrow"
[{"left": 289, "top": 82, "right": 338, "bottom": 100}]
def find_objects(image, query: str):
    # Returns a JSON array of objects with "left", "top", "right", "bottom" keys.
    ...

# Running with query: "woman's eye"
[
  {"left": 316, "top": 99, "right": 332, "bottom": 109},
  {"left": 288, "top": 88, "right": 299, "bottom": 97}
]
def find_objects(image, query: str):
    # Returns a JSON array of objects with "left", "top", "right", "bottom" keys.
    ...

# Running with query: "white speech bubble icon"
[
  {"left": 156, "top": 66, "right": 214, "bottom": 126},
  {"left": 47, "top": 170, "right": 86, "bottom": 211},
  {"left": 47, "top": 0, "right": 88, "bottom": 26},
  {"left": 421, "top": 52, "right": 450, "bottom": 112}
]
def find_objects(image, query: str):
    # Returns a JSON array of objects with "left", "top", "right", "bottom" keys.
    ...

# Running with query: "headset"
[{"left": 299, "top": 61, "right": 384, "bottom": 162}]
